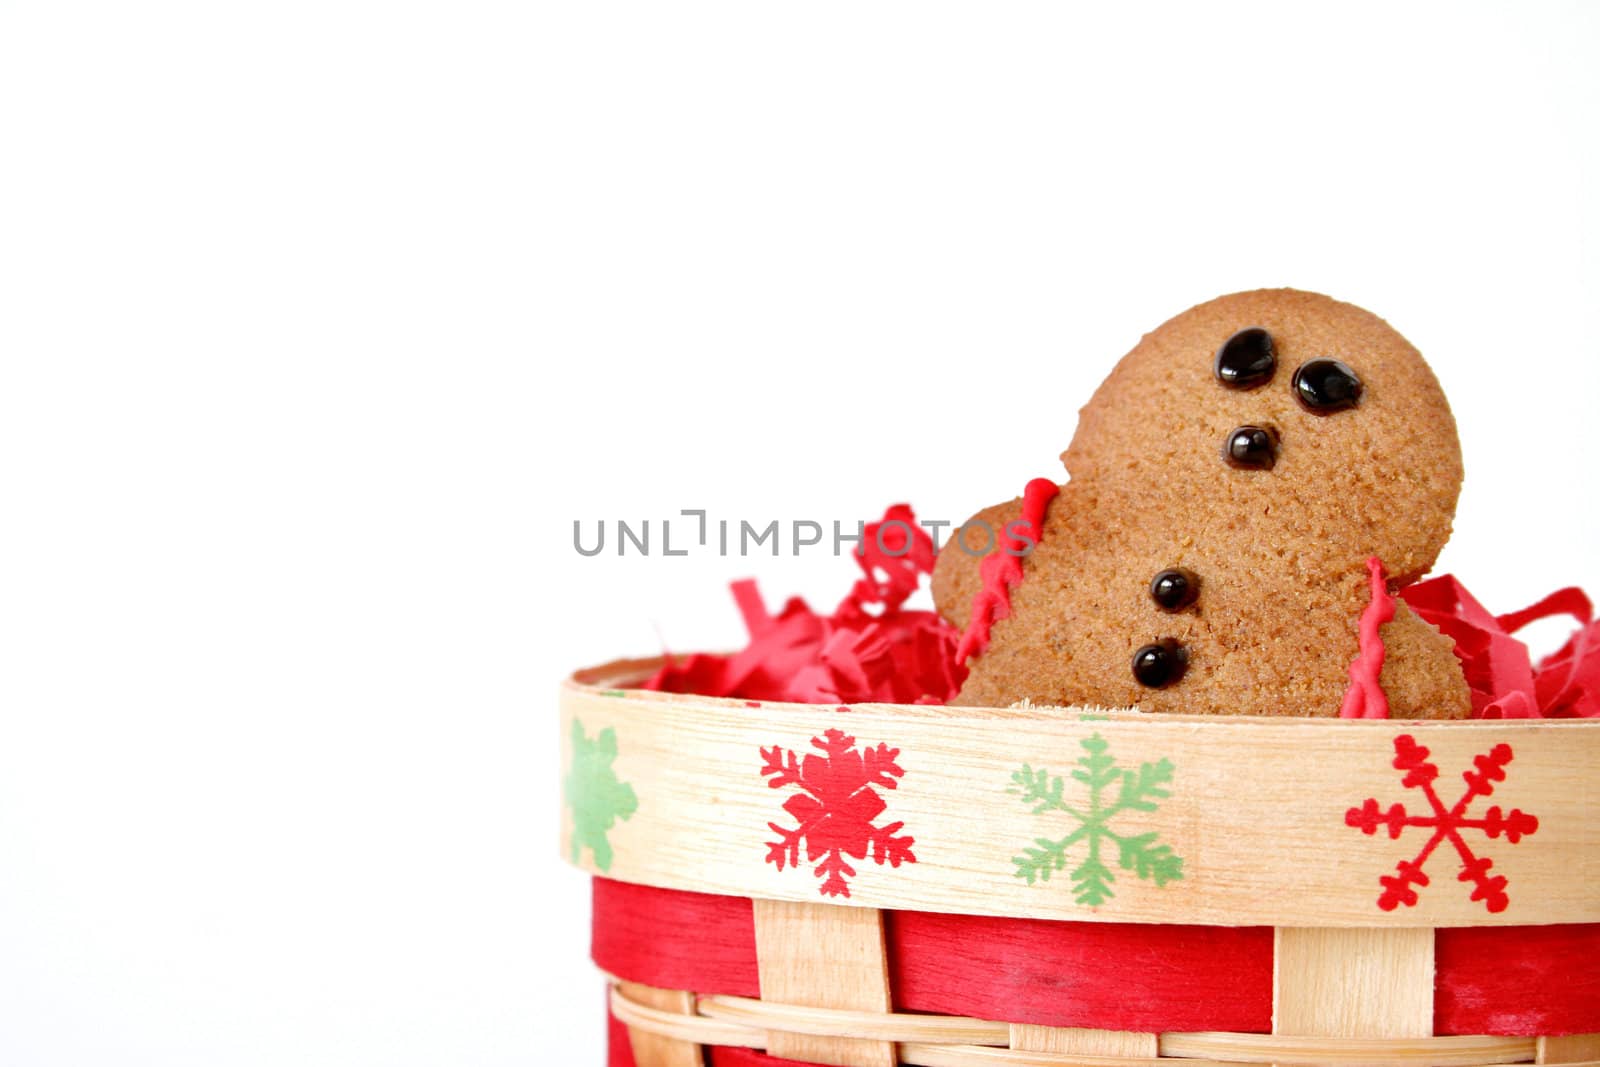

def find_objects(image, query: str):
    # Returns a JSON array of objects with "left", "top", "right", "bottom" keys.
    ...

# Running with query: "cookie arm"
[
  {"left": 1379, "top": 600, "right": 1473, "bottom": 720},
  {"left": 930, "top": 498, "right": 1022, "bottom": 630}
]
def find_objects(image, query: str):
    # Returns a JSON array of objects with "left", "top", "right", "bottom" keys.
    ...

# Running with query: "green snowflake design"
[
  {"left": 1008, "top": 733, "right": 1184, "bottom": 905},
  {"left": 563, "top": 719, "right": 637, "bottom": 872}
]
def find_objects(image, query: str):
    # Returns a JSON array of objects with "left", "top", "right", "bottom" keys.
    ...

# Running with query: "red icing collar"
[
  {"left": 1340, "top": 556, "right": 1395, "bottom": 719},
  {"left": 954, "top": 477, "right": 1060, "bottom": 665}
]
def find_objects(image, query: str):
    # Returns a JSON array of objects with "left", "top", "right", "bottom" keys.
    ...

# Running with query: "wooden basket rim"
[{"left": 561, "top": 657, "right": 1600, "bottom": 929}]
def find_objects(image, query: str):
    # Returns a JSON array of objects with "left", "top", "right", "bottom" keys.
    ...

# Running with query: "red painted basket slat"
[
  {"left": 708, "top": 1049, "right": 824, "bottom": 1067},
  {"left": 593, "top": 878, "right": 1600, "bottom": 1040},
  {"left": 593, "top": 879, "right": 759, "bottom": 997},
  {"left": 608, "top": 1004, "right": 637, "bottom": 1067},
  {"left": 886, "top": 910, "right": 1272, "bottom": 1033},
  {"left": 1435, "top": 923, "right": 1600, "bottom": 1036}
]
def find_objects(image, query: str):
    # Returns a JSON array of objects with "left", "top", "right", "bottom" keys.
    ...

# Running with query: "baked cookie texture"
[{"left": 933, "top": 288, "right": 1472, "bottom": 718}]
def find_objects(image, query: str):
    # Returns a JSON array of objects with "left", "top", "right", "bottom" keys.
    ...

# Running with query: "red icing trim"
[
  {"left": 955, "top": 477, "right": 1059, "bottom": 664},
  {"left": 1340, "top": 556, "right": 1395, "bottom": 719}
]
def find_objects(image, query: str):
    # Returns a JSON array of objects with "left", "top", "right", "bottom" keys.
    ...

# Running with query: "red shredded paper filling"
[
  {"left": 642, "top": 505, "right": 966, "bottom": 705},
  {"left": 1402, "top": 576, "right": 1600, "bottom": 719},
  {"left": 643, "top": 500, "right": 1599, "bottom": 718}
]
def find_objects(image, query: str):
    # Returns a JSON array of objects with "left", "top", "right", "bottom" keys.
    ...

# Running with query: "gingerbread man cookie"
[{"left": 933, "top": 289, "right": 1471, "bottom": 718}]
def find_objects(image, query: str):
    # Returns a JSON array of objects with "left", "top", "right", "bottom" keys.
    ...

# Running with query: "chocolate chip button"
[
  {"left": 1149, "top": 568, "right": 1200, "bottom": 611},
  {"left": 1224, "top": 425, "right": 1278, "bottom": 470},
  {"left": 1293, "top": 358, "right": 1363, "bottom": 413},
  {"left": 1132, "top": 639, "right": 1188, "bottom": 688},
  {"left": 1214, "top": 327, "right": 1276, "bottom": 390}
]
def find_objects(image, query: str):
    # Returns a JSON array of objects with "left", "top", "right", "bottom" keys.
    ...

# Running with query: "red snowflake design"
[
  {"left": 760, "top": 729, "right": 916, "bottom": 898},
  {"left": 1346, "top": 734, "right": 1539, "bottom": 913}
]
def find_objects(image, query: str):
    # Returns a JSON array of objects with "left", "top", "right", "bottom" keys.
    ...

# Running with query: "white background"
[{"left": 2, "top": 3, "right": 1598, "bottom": 1064}]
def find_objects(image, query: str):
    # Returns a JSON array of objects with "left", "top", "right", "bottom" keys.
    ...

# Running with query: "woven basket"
[{"left": 560, "top": 658, "right": 1600, "bottom": 1067}]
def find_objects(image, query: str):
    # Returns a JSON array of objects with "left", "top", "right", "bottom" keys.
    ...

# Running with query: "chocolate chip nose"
[{"left": 1224, "top": 425, "right": 1278, "bottom": 470}]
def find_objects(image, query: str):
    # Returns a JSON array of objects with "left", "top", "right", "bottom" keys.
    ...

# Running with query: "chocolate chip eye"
[
  {"left": 1133, "top": 639, "right": 1188, "bottom": 688},
  {"left": 1214, "top": 328, "right": 1276, "bottom": 390},
  {"left": 1224, "top": 425, "right": 1278, "bottom": 470},
  {"left": 1293, "top": 358, "right": 1363, "bottom": 413},
  {"left": 1149, "top": 568, "right": 1200, "bottom": 611}
]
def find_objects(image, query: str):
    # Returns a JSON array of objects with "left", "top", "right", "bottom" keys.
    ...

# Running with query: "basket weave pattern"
[
  {"left": 608, "top": 980, "right": 1575, "bottom": 1067},
  {"left": 562, "top": 663, "right": 1600, "bottom": 1067}
]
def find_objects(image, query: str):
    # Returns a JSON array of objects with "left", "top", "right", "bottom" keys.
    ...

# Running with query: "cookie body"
[{"left": 934, "top": 289, "right": 1471, "bottom": 718}]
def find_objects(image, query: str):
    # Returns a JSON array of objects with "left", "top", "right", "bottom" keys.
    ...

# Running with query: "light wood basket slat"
[{"left": 610, "top": 982, "right": 1579, "bottom": 1067}]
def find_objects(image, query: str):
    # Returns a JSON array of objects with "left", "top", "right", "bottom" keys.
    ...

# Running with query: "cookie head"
[
  {"left": 938, "top": 288, "right": 1471, "bottom": 718},
  {"left": 1063, "top": 288, "right": 1462, "bottom": 582}
]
